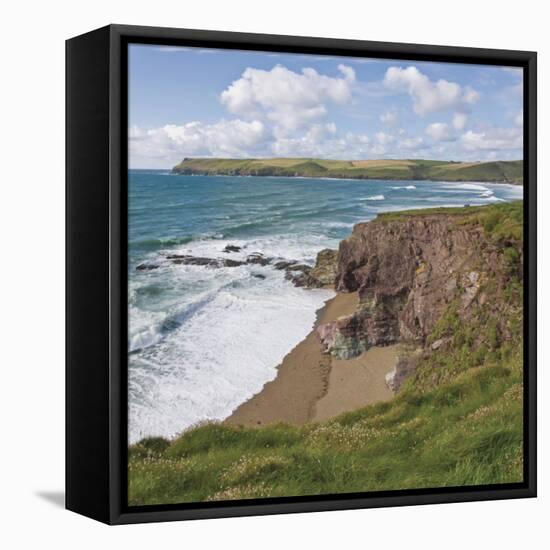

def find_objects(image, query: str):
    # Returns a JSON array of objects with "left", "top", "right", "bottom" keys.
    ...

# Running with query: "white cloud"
[
  {"left": 337, "top": 64, "right": 356, "bottom": 82},
  {"left": 453, "top": 113, "right": 467, "bottom": 130},
  {"left": 514, "top": 109, "right": 524, "bottom": 127},
  {"left": 383, "top": 66, "right": 480, "bottom": 115},
  {"left": 129, "top": 125, "right": 146, "bottom": 139},
  {"left": 375, "top": 131, "right": 395, "bottom": 146},
  {"left": 272, "top": 123, "right": 344, "bottom": 157},
  {"left": 220, "top": 64, "right": 355, "bottom": 133},
  {"left": 380, "top": 110, "right": 398, "bottom": 126},
  {"left": 130, "top": 119, "right": 266, "bottom": 166},
  {"left": 399, "top": 136, "right": 425, "bottom": 150},
  {"left": 462, "top": 86, "right": 480, "bottom": 105},
  {"left": 461, "top": 127, "right": 523, "bottom": 151},
  {"left": 426, "top": 122, "right": 455, "bottom": 142},
  {"left": 270, "top": 123, "right": 377, "bottom": 159},
  {"left": 130, "top": 61, "right": 521, "bottom": 167}
]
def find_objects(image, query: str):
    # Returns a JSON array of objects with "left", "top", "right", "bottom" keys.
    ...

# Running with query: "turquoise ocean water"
[{"left": 128, "top": 170, "right": 522, "bottom": 443}]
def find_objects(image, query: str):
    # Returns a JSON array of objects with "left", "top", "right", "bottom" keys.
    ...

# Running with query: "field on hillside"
[{"left": 172, "top": 158, "right": 523, "bottom": 184}]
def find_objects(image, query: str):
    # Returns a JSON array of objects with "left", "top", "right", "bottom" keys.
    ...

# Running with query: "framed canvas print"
[{"left": 66, "top": 24, "right": 537, "bottom": 524}]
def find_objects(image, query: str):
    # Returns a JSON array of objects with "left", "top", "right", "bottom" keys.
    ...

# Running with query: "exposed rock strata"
[
  {"left": 316, "top": 209, "right": 522, "bottom": 392},
  {"left": 309, "top": 249, "right": 338, "bottom": 286}
]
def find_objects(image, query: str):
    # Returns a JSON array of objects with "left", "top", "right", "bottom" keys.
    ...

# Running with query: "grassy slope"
[
  {"left": 172, "top": 158, "right": 523, "bottom": 184},
  {"left": 128, "top": 202, "right": 524, "bottom": 506}
]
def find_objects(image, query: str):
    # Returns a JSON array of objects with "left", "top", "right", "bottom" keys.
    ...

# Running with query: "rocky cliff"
[{"left": 317, "top": 202, "right": 524, "bottom": 390}]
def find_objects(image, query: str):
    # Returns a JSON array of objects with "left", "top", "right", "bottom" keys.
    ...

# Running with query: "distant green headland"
[{"left": 172, "top": 158, "right": 523, "bottom": 184}]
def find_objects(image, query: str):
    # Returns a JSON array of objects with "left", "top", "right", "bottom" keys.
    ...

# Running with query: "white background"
[{"left": 1, "top": 0, "right": 547, "bottom": 547}]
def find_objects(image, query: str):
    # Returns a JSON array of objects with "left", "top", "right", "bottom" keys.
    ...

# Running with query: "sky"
[{"left": 128, "top": 44, "right": 524, "bottom": 169}]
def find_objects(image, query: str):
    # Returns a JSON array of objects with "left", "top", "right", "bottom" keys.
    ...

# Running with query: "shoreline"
[
  {"left": 170, "top": 171, "right": 522, "bottom": 186},
  {"left": 225, "top": 291, "right": 398, "bottom": 427}
]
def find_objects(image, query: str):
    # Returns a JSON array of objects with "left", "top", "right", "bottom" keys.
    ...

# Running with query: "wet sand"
[{"left": 226, "top": 291, "right": 398, "bottom": 427}]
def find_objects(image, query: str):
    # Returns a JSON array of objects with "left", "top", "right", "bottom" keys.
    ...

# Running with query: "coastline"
[
  {"left": 172, "top": 158, "right": 523, "bottom": 185},
  {"left": 225, "top": 291, "right": 398, "bottom": 427},
  {"left": 172, "top": 172, "right": 522, "bottom": 186}
]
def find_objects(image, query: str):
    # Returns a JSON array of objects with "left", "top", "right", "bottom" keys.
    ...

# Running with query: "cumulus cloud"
[
  {"left": 426, "top": 122, "right": 455, "bottom": 142},
  {"left": 399, "top": 136, "right": 425, "bottom": 150},
  {"left": 453, "top": 113, "right": 467, "bottom": 130},
  {"left": 383, "top": 66, "right": 480, "bottom": 115},
  {"left": 461, "top": 127, "right": 523, "bottom": 151},
  {"left": 375, "top": 131, "right": 395, "bottom": 146},
  {"left": 272, "top": 123, "right": 348, "bottom": 157},
  {"left": 220, "top": 64, "right": 355, "bottom": 133},
  {"left": 462, "top": 86, "right": 480, "bottom": 105},
  {"left": 130, "top": 59, "right": 522, "bottom": 166},
  {"left": 130, "top": 119, "right": 266, "bottom": 165}
]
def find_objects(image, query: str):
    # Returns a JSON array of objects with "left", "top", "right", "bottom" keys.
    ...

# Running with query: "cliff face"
[
  {"left": 333, "top": 216, "right": 489, "bottom": 344},
  {"left": 317, "top": 203, "right": 524, "bottom": 390}
]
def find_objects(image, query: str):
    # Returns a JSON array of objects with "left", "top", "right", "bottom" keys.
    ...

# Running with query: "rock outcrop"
[
  {"left": 309, "top": 249, "right": 338, "bottom": 286},
  {"left": 316, "top": 205, "right": 523, "bottom": 387}
]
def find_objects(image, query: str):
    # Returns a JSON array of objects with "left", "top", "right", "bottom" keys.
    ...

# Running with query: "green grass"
[
  {"left": 172, "top": 158, "right": 523, "bottom": 184},
  {"left": 128, "top": 202, "right": 524, "bottom": 506},
  {"left": 378, "top": 200, "right": 523, "bottom": 242},
  {"left": 129, "top": 359, "right": 523, "bottom": 505}
]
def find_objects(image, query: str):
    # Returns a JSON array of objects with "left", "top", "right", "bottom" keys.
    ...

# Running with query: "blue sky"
[{"left": 129, "top": 44, "right": 523, "bottom": 168}]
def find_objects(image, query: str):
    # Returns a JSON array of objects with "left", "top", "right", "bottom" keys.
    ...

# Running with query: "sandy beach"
[
  {"left": 226, "top": 291, "right": 398, "bottom": 427},
  {"left": 313, "top": 344, "right": 399, "bottom": 422}
]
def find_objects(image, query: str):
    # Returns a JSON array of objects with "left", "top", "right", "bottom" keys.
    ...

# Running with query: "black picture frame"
[{"left": 66, "top": 24, "right": 537, "bottom": 525}]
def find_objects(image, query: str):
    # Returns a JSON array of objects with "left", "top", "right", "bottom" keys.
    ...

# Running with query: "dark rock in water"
[
  {"left": 168, "top": 254, "right": 245, "bottom": 268},
  {"left": 246, "top": 253, "right": 271, "bottom": 266},
  {"left": 252, "top": 273, "right": 266, "bottom": 279},
  {"left": 280, "top": 262, "right": 327, "bottom": 288},
  {"left": 136, "top": 262, "right": 160, "bottom": 271},
  {"left": 224, "top": 259, "right": 246, "bottom": 267},
  {"left": 286, "top": 264, "right": 313, "bottom": 273},
  {"left": 274, "top": 260, "right": 298, "bottom": 270},
  {"left": 171, "top": 256, "right": 216, "bottom": 266},
  {"left": 277, "top": 252, "right": 337, "bottom": 288},
  {"left": 223, "top": 244, "right": 242, "bottom": 253},
  {"left": 309, "top": 248, "right": 338, "bottom": 286},
  {"left": 284, "top": 268, "right": 322, "bottom": 288},
  {"left": 285, "top": 263, "right": 312, "bottom": 273}
]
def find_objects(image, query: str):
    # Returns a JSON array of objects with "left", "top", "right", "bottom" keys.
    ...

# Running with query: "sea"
[{"left": 128, "top": 170, "right": 523, "bottom": 443}]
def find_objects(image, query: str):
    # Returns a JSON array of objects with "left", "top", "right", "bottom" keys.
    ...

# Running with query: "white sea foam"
[
  {"left": 391, "top": 185, "right": 416, "bottom": 190},
  {"left": 359, "top": 194, "right": 385, "bottom": 201},
  {"left": 442, "top": 182, "right": 489, "bottom": 192},
  {"left": 482, "top": 195, "right": 505, "bottom": 202},
  {"left": 325, "top": 221, "right": 356, "bottom": 229},
  {"left": 129, "top": 263, "right": 334, "bottom": 443},
  {"left": 128, "top": 232, "right": 339, "bottom": 442}
]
